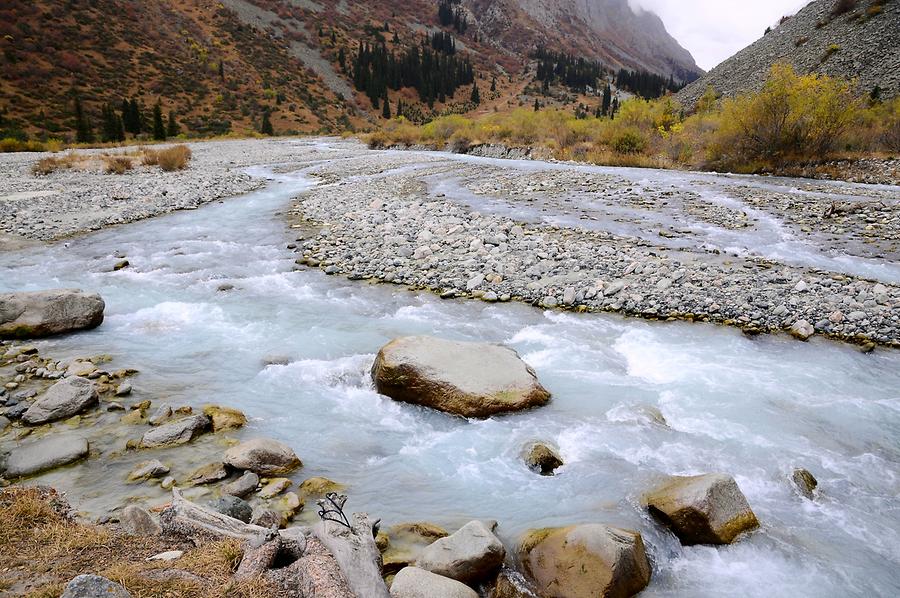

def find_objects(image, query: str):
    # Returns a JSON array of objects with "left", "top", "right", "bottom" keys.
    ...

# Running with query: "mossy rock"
[
  {"left": 202, "top": 404, "right": 247, "bottom": 431},
  {"left": 298, "top": 476, "right": 345, "bottom": 497}
]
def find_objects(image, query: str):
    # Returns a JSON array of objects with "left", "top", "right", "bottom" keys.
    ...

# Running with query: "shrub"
[
  {"left": 156, "top": 145, "right": 192, "bottom": 171},
  {"left": 140, "top": 148, "right": 159, "bottom": 165},
  {"left": 611, "top": 129, "right": 648, "bottom": 154},
  {"left": 831, "top": 0, "right": 857, "bottom": 16},
  {"left": 31, "top": 152, "right": 81, "bottom": 175},
  {"left": 1, "top": 138, "right": 46, "bottom": 152},
  {"left": 103, "top": 156, "right": 133, "bottom": 174},
  {"left": 881, "top": 98, "right": 900, "bottom": 151}
]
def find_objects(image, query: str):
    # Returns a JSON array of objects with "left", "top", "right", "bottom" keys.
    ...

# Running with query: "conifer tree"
[
  {"left": 218, "top": 60, "right": 224, "bottom": 81},
  {"left": 152, "top": 102, "right": 166, "bottom": 140},
  {"left": 470, "top": 81, "right": 480, "bottom": 105},
  {"left": 260, "top": 110, "right": 274, "bottom": 135},
  {"left": 382, "top": 92, "right": 391, "bottom": 118},
  {"left": 533, "top": 98, "right": 540, "bottom": 111},
  {"left": 490, "top": 76, "right": 496, "bottom": 92},
  {"left": 396, "top": 97, "right": 404, "bottom": 118},
  {"left": 74, "top": 96, "right": 93, "bottom": 143},
  {"left": 601, "top": 84, "right": 612, "bottom": 116},
  {"left": 166, "top": 111, "right": 179, "bottom": 137}
]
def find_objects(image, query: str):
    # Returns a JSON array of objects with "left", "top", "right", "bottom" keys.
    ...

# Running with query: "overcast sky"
[{"left": 629, "top": 0, "right": 812, "bottom": 71}]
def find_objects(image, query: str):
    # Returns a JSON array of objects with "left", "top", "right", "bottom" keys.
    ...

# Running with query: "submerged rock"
[
  {"left": 0, "top": 289, "right": 105, "bottom": 339},
  {"left": 139, "top": 414, "right": 210, "bottom": 448},
  {"left": 791, "top": 468, "right": 818, "bottom": 499},
  {"left": 61, "top": 574, "right": 131, "bottom": 598},
  {"left": 519, "top": 524, "right": 651, "bottom": 598},
  {"left": 2, "top": 435, "right": 89, "bottom": 477},
  {"left": 371, "top": 336, "right": 551, "bottom": 418},
  {"left": 223, "top": 437, "right": 302, "bottom": 475},
  {"left": 644, "top": 473, "right": 759, "bottom": 545},
  {"left": 127, "top": 459, "right": 170, "bottom": 481},
  {"left": 22, "top": 376, "right": 98, "bottom": 424},
  {"left": 416, "top": 520, "right": 506, "bottom": 585},
  {"left": 299, "top": 476, "right": 345, "bottom": 496},
  {"left": 186, "top": 461, "right": 228, "bottom": 485},
  {"left": 381, "top": 522, "right": 450, "bottom": 575},
  {"left": 524, "top": 443, "right": 563, "bottom": 475},
  {"left": 390, "top": 566, "right": 478, "bottom": 598}
]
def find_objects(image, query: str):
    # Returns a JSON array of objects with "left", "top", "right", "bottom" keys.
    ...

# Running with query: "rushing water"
[{"left": 2, "top": 141, "right": 899, "bottom": 597}]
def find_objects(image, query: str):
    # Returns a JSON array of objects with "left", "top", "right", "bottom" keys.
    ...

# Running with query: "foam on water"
[{"left": 1, "top": 142, "right": 899, "bottom": 596}]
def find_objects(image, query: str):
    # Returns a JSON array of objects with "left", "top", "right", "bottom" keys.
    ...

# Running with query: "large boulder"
[
  {"left": 22, "top": 376, "right": 98, "bottom": 424},
  {"left": 139, "top": 414, "right": 210, "bottom": 448},
  {"left": 519, "top": 524, "right": 651, "bottom": 598},
  {"left": 524, "top": 442, "right": 563, "bottom": 476},
  {"left": 0, "top": 289, "right": 105, "bottom": 339},
  {"left": 644, "top": 473, "right": 759, "bottom": 545},
  {"left": 416, "top": 520, "right": 506, "bottom": 585},
  {"left": 119, "top": 505, "right": 160, "bottom": 535},
  {"left": 61, "top": 574, "right": 131, "bottom": 598},
  {"left": 371, "top": 336, "right": 550, "bottom": 418},
  {"left": 2, "top": 435, "right": 89, "bottom": 477},
  {"left": 223, "top": 437, "right": 302, "bottom": 475},
  {"left": 390, "top": 566, "right": 478, "bottom": 598}
]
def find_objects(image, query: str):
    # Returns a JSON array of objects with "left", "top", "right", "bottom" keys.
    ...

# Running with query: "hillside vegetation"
[{"left": 369, "top": 65, "right": 900, "bottom": 175}]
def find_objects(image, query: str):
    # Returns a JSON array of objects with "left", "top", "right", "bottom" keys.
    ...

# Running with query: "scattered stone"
[
  {"left": 390, "top": 566, "right": 478, "bottom": 598},
  {"left": 146, "top": 550, "right": 184, "bottom": 562},
  {"left": 222, "top": 471, "right": 260, "bottom": 498},
  {"left": 113, "top": 259, "right": 130, "bottom": 271},
  {"left": 61, "top": 574, "right": 131, "bottom": 598},
  {"left": 416, "top": 520, "right": 506, "bottom": 585},
  {"left": 223, "top": 437, "right": 302, "bottom": 475},
  {"left": 115, "top": 382, "right": 132, "bottom": 396},
  {"left": 139, "top": 414, "right": 210, "bottom": 448},
  {"left": 209, "top": 495, "right": 252, "bottom": 523},
  {"left": 524, "top": 443, "right": 563, "bottom": 475},
  {"left": 299, "top": 476, "right": 345, "bottom": 496},
  {"left": 791, "top": 468, "right": 818, "bottom": 500},
  {"left": 259, "top": 477, "right": 292, "bottom": 498},
  {"left": 186, "top": 461, "right": 229, "bottom": 485},
  {"left": 371, "top": 336, "right": 551, "bottom": 418},
  {"left": 202, "top": 403, "right": 247, "bottom": 431},
  {"left": 645, "top": 473, "right": 759, "bottom": 545},
  {"left": 119, "top": 505, "right": 160, "bottom": 535},
  {"left": 22, "top": 376, "right": 98, "bottom": 424},
  {"left": 789, "top": 320, "right": 815, "bottom": 341},
  {"left": 519, "top": 524, "right": 651, "bottom": 598},
  {"left": 148, "top": 403, "right": 173, "bottom": 425},
  {"left": 2, "top": 435, "right": 89, "bottom": 477},
  {"left": 161, "top": 476, "right": 176, "bottom": 490},
  {"left": 127, "top": 459, "right": 170, "bottom": 481},
  {"left": 0, "top": 289, "right": 105, "bottom": 339}
]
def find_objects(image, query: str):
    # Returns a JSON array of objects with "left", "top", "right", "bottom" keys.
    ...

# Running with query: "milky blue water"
[{"left": 1, "top": 140, "right": 899, "bottom": 597}]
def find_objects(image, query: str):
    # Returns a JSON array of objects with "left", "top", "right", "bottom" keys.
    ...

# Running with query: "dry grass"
[
  {"left": 0, "top": 487, "right": 273, "bottom": 597},
  {"left": 30, "top": 151, "right": 82, "bottom": 175},
  {"left": 102, "top": 155, "right": 134, "bottom": 175},
  {"left": 156, "top": 145, "right": 192, "bottom": 171}
]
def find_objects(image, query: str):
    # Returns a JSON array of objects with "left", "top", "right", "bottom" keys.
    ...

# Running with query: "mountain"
[
  {"left": 0, "top": 0, "right": 701, "bottom": 140},
  {"left": 676, "top": 0, "right": 900, "bottom": 110}
]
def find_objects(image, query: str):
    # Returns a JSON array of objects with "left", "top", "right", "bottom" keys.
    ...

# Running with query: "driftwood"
[{"left": 313, "top": 513, "right": 391, "bottom": 598}]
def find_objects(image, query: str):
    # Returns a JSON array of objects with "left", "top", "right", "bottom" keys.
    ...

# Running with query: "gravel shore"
[{"left": 2, "top": 138, "right": 899, "bottom": 347}]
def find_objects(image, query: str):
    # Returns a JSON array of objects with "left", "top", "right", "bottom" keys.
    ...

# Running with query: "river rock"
[
  {"left": 251, "top": 507, "right": 282, "bottom": 528},
  {"left": 488, "top": 568, "right": 539, "bottom": 598},
  {"left": 202, "top": 403, "right": 247, "bottom": 431},
  {"left": 519, "top": 524, "right": 651, "bottom": 598},
  {"left": 0, "top": 289, "right": 105, "bottom": 339},
  {"left": 391, "top": 566, "right": 478, "bottom": 598},
  {"left": 21, "top": 376, "right": 98, "bottom": 424},
  {"left": 222, "top": 471, "right": 260, "bottom": 498},
  {"left": 644, "top": 473, "right": 759, "bottom": 545},
  {"left": 371, "top": 336, "right": 551, "bottom": 418},
  {"left": 789, "top": 320, "right": 815, "bottom": 341},
  {"left": 119, "top": 505, "right": 160, "bottom": 535},
  {"left": 382, "top": 522, "right": 450, "bottom": 575},
  {"left": 791, "top": 468, "right": 818, "bottom": 499},
  {"left": 2, "top": 435, "right": 89, "bottom": 477},
  {"left": 223, "top": 437, "right": 302, "bottom": 475},
  {"left": 259, "top": 477, "right": 292, "bottom": 498},
  {"left": 524, "top": 442, "right": 563, "bottom": 475},
  {"left": 416, "top": 520, "right": 506, "bottom": 585},
  {"left": 139, "top": 414, "right": 210, "bottom": 448},
  {"left": 61, "top": 574, "right": 131, "bottom": 598},
  {"left": 127, "top": 459, "right": 170, "bottom": 481},
  {"left": 299, "top": 476, "right": 345, "bottom": 496},
  {"left": 186, "top": 461, "right": 228, "bottom": 485},
  {"left": 209, "top": 495, "right": 252, "bottom": 523}
]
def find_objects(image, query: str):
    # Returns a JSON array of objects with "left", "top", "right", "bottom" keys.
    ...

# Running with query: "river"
[{"left": 1, "top": 139, "right": 898, "bottom": 597}]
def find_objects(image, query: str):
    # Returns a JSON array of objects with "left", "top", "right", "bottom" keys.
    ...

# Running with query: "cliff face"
[{"left": 676, "top": 0, "right": 900, "bottom": 109}]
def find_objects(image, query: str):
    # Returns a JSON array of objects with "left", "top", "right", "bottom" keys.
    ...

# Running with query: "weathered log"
[{"left": 312, "top": 513, "right": 391, "bottom": 598}]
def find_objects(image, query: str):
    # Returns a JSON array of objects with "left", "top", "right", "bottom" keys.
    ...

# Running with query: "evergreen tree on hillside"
[
  {"left": 490, "top": 76, "right": 497, "bottom": 92},
  {"left": 74, "top": 97, "right": 93, "bottom": 143},
  {"left": 470, "top": 82, "right": 480, "bottom": 105},
  {"left": 260, "top": 110, "right": 274, "bottom": 135},
  {"left": 382, "top": 92, "right": 391, "bottom": 118},
  {"left": 218, "top": 60, "right": 225, "bottom": 81},
  {"left": 152, "top": 102, "right": 166, "bottom": 141},
  {"left": 101, "top": 103, "right": 124, "bottom": 142},
  {"left": 166, "top": 111, "right": 180, "bottom": 137},
  {"left": 601, "top": 84, "right": 612, "bottom": 116},
  {"left": 533, "top": 98, "right": 540, "bottom": 111}
]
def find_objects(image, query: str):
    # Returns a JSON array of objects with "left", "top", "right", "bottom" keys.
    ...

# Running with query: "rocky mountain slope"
[
  {"left": 677, "top": 0, "right": 900, "bottom": 109},
  {"left": 0, "top": 0, "right": 700, "bottom": 140}
]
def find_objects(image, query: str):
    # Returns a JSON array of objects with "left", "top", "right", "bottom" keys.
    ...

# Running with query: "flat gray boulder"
[
  {"left": 223, "top": 438, "right": 302, "bottom": 475},
  {"left": 3, "top": 435, "right": 89, "bottom": 477},
  {"left": 22, "top": 376, "right": 98, "bottom": 424},
  {"left": 371, "top": 336, "right": 551, "bottom": 418},
  {"left": 644, "top": 473, "right": 759, "bottom": 545},
  {"left": 61, "top": 574, "right": 131, "bottom": 598},
  {"left": 120, "top": 505, "right": 160, "bottom": 535},
  {"left": 0, "top": 289, "right": 104, "bottom": 339},
  {"left": 139, "top": 414, "right": 210, "bottom": 448},
  {"left": 519, "top": 524, "right": 651, "bottom": 598},
  {"left": 416, "top": 520, "right": 506, "bottom": 585},
  {"left": 391, "top": 567, "right": 478, "bottom": 598}
]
